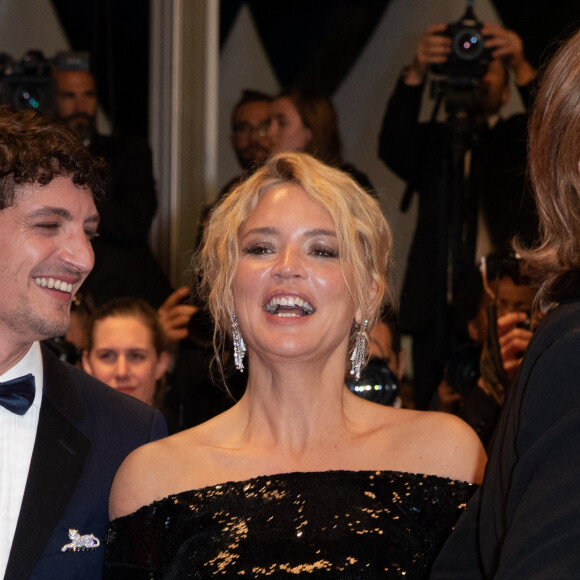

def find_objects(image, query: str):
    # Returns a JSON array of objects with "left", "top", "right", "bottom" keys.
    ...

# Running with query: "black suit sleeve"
[
  {"left": 490, "top": 332, "right": 580, "bottom": 577},
  {"left": 430, "top": 488, "right": 485, "bottom": 578},
  {"left": 149, "top": 408, "right": 169, "bottom": 440}
]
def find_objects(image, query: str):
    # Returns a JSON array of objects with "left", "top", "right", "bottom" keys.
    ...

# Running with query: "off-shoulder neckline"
[{"left": 111, "top": 469, "right": 476, "bottom": 524}]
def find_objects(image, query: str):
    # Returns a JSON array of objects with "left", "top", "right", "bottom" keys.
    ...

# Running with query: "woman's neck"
[{"left": 225, "top": 353, "right": 365, "bottom": 456}]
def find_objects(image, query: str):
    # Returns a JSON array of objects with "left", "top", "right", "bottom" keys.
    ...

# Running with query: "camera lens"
[
  {"left": 14, "top": 87, "right": 42, "bottom": 110},
  {"left": 453, "top": 28, "right": 484, "bottom": 61},
  {"left": 347, "top": 357, "right": 399, "bottom": 406}
]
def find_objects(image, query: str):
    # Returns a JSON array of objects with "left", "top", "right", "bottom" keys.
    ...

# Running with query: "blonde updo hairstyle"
[{"left": 196, "top": 152, "right": 395, "bottom": 376}]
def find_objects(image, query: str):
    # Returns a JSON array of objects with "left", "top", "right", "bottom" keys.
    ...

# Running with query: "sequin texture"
[{"left": 103, "top": 470, "right": 476, "bottom": 579}]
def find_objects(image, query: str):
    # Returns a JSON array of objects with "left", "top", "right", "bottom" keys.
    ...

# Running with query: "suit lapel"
[{"left": 4, "top": 349, "right": 90, "bottom": 580}]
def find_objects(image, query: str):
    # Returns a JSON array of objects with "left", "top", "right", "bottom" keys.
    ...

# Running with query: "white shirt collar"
[{"left": 0, "top": 342, "right": 43, "bottom": 408}]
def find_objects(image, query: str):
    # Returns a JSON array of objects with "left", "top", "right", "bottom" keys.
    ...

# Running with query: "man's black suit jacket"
[
  {"left": 431, "top": 272, "right": 580, "bottom": 577},
  {"left": 4, "top": 345, "right": 167, "bottom": 580}
]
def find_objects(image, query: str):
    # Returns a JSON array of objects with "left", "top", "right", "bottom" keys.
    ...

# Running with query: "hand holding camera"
[
  {"left": 497, "top": 310, "right": 533, "bottom": 380},
  {"left": 405, "top": 24, "right": 451, "bottom": 85},
  {"left": 404, "top": 3, "right": 533, "bottom": 90},
  {"left": 480, "top": 22, "right": 534, "bottom": 86}
]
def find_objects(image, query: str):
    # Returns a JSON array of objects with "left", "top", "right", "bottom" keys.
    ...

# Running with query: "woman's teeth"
[{"left": 264, "top": 296, "right": 314, "bottom": 316}]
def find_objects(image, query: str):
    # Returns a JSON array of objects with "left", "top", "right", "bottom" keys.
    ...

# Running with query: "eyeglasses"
[{"left": 233, "top": 120, "right": 270, "bottom": 138}]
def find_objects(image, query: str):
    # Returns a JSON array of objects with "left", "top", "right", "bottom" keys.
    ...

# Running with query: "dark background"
[{"left": 51, "top": 0, "right": 580, "bottom": 139}]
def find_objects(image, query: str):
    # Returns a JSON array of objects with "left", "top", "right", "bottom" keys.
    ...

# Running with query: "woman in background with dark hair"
[
  {"left": 268, "top": 89, "right": 376, "bottom": 195},
  {"left": 82, "top": 298, "right": 171, "bottom": 411}
]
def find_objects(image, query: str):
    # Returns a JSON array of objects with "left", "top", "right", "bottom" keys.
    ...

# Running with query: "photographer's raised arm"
[{"left": 482, "top": 22, "right": 535, "bottom": 87}]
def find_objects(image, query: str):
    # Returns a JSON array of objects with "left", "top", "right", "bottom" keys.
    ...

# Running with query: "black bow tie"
[{"left": 0, "top": 374, "right": 36, "bottom": 415}]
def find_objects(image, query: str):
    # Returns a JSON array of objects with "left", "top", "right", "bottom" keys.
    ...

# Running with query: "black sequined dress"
[{"left": 104, "top": 470, "right": 475, "bottom": 579}]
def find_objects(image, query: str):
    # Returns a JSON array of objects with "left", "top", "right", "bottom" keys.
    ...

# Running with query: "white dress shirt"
[{"left": 0, "top": 342, "right": 43, "bottom": 578}]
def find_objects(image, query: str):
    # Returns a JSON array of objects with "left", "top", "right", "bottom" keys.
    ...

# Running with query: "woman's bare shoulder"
[
  {"left": 108, "top": 428, "right": 210, "bottom": 520},
  {"left": 381, "top": 407, "right": 487, "bottom": 484}
]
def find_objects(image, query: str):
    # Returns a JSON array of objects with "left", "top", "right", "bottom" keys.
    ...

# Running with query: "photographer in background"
[
  {"left": 378, "top": 19, "right": 538, "bottom": 411},
  {"left": 438, "top": 250, "right": 534, "bottom": 448},
  {"left": 52, "top": 52, "right": 172, "bottom": 309}
]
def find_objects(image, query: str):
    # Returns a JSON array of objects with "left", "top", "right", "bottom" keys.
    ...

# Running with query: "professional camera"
[
  {"left": 347, "top": 356, "right": 400, "bottom": 407},
  {"left": 434, "top": 0, "right": 491, "bottom": 85},
  {"left": 0, "top": 50, "right": 55, "bottom": 116}
]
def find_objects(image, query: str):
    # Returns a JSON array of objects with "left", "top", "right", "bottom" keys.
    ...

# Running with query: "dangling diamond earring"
[
  {"left": 231, "top": 313, "right": 247, "bottom": 372},
  {"left": 350, "top": 319, "right": 368, "bottom": 381}
]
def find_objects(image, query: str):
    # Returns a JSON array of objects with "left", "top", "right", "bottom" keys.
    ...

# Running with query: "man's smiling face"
[{"left": 0, "top": 176, "right": 98, "bottom": 346}]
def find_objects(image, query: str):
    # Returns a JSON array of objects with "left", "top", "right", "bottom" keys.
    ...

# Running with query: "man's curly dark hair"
[{"left": 0, "top": 105, "right": 108, "bottom": 209}]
